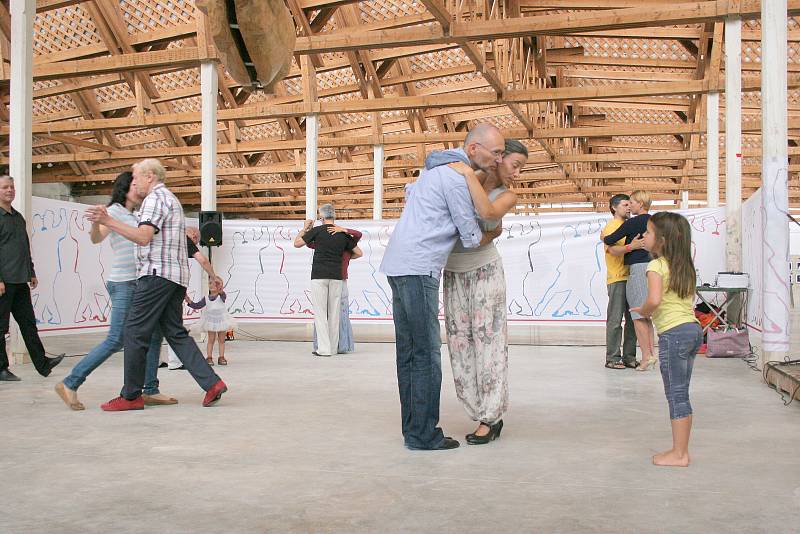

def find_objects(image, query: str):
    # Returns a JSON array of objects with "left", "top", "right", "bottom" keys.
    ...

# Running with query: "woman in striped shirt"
[{"left": 55, "top": 172, "right": 174, "bottom": 410}]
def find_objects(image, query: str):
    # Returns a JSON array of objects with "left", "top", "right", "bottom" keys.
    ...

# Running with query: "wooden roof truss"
[{"left": 0, "top": 0, "right": 798, "bottom": 217}]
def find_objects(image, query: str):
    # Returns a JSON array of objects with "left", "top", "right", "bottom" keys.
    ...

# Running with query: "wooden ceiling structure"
[{"left": 0, "top": 0, "right": 799, "bottom": 218}]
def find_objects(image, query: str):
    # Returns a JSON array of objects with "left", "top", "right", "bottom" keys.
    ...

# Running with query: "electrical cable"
[{"left": 762, "top": 357, "right": 800, "bottom": 406}]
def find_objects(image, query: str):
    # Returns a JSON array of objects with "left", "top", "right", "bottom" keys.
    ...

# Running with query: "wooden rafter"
[{"left": 0, "top": 0, "right": 795, "bottom": 214}]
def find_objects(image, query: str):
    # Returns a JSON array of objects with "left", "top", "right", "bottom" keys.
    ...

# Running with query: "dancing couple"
[
  {"left": 381, "top": 124, "right": 526, "bottom": 450},
  {"left": 58, "top": 159, "right": 227, "bottom": 411}
]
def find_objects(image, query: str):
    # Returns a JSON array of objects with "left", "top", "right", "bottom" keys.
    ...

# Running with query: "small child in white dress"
[{"left": 187, "top": 278, "right": 237, "bottom": 366}]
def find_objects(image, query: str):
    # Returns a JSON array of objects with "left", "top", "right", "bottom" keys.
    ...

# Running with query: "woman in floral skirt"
[{"left": 425, "top": 139, "right": 527, "bottom": 445}]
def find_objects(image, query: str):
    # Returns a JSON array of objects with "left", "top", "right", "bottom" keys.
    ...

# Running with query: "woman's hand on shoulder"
[
  {"left": 448, "top": 161, "right": 485, "bottom": 180},
  {"left": 447, "top": 161, "right": 472, "bottom": 176},
  {"left": 327, "top": 225, "right": 346, "bottom": 235}
]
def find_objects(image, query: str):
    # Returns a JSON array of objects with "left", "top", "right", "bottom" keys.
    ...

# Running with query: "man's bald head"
[
  {"left": 464, "top": 123, "right": 503, "bottom": 147},
  {"left": 463, "top": 124, "right": 505, "bottom": 173}
]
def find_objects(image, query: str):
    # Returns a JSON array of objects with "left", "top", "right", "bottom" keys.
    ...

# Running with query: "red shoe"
[
  {"left": 101, "top": 396, "right": 144, "bottom": 412},
  {"left": 203, "top": 380, "right": 227, "bottom": 407}
]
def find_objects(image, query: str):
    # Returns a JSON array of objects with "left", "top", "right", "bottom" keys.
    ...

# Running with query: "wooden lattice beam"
[
  {"left": 295, "top": 1, "right": 800, "bottom": 54},
  {"left": 18, "top": 74, "right": 797, "bottom": 135}
]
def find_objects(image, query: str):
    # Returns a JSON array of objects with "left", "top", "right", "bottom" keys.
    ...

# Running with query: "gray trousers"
[
  {"left": 311, "top": 279, "right": 343, "bottom": 356},
  {"left": 606, "top": 281, "right": 637, "bottom": 364}
]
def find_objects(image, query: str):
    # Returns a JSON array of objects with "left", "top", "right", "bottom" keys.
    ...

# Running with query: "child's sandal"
[
  {"left": 206, "top": 356, "right": 214, "bottom": 366},
  {"left": 217, "top": 356, "right": 228, "bottom": 366}
]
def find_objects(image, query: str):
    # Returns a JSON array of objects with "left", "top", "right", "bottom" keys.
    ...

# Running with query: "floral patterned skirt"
[{"left": 443, "top": 258, "right": 509, "bottom": 425}]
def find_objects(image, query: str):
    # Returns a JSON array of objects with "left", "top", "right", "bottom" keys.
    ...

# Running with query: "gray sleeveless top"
[{"left": 444, "top": 186, "right": 507, "bottom": 272}]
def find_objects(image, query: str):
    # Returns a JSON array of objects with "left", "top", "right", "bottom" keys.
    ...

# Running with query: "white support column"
[
  {"left": 199, "top": 60, "right": 218, "bottom": 295},
  {"left": 200, "top": 61, "right": 218, "bottom": 212},
  {"left": 680, "top": 190, "right": 689, "bottom": 210},
  {"left": 9, "top": 0, "right": 34, "bottom": 222},
  {"left": 305, "top": 114, "right": 319, "bottom": 220},
  {"left": 706, "top": 91, "right": 720, "bottom": 208},
  {"left": 761, "top": 0, "right": 790, "bottom": 362},
  {"left": 373, "top": 144, "right": 384, "bottom": 220},
  {"left": 725, "top": 16, "right": 742, "bottom": 271},
  {"left": 9, "top": 0, "right": 35, "bottom": 364}
]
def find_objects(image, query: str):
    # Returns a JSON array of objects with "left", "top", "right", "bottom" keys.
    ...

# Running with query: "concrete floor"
[{"left": 1, "top": 337, "right": 799, "bottom": 534}]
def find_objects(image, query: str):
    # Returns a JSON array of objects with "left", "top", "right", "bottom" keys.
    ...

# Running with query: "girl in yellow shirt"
[{"left": 632, "top": 212, "right": 702, "bottom": 468}]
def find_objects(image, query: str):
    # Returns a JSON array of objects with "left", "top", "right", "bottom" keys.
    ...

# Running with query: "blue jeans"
[
  {"left": 658, "top": 322, "right": 703, "bottom": 420},
  {"left": 387, "top": 275, "right": 446, "bottom": 449},
  {"left": 63, "top": 280, "right": 163, "bottom": 394}
]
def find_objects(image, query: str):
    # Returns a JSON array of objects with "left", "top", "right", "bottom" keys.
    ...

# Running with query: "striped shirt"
[
  {"left": 106, "top": 203, "right": 138, "bottom": 282},
  {"left": 136, "top": 183, "right": 190, "bottom": 287}
]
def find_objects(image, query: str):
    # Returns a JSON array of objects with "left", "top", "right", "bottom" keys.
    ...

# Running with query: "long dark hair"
[
  {"left": 108, "top": 171, "right": 133, "bottom": 207},
  {"left": 649, "top": 211, "right": 695, "bottom": 299}
]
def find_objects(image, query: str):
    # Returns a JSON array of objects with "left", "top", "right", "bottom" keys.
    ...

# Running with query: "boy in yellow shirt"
[{"left": 601, "top": 194, "right": 638, "bottom": 369}]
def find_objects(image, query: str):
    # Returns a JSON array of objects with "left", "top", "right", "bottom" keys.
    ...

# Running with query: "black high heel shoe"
[{"left": 466, "top": 420, "right": 503, "bottom": 445}]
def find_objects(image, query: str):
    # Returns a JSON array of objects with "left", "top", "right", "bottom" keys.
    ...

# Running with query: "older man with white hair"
[
  {"left": 294, "top": 203, "right": 362, "bottom": 357},
  {"left": 87, "top": 158, "right": 227, "bottom": 410}
]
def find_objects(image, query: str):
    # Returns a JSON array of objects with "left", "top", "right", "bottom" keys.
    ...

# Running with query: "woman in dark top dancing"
[{"left": 602, "top": 190, "right": 656, "bottom": 371}]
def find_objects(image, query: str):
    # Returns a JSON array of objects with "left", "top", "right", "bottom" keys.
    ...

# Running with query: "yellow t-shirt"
[
  {"left": 647, "top": 257, "right": 699, "bottom": 334},
  {"left": 603, "top": 218, "right": 628, "bottom": 284}
]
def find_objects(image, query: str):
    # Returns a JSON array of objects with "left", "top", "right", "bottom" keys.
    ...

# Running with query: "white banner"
[
  {"left": 29, "top": 197, "right": 201, "bottom": 335},
  {"left": 29, "top": 197, "right": 726, "bottom": 334}
]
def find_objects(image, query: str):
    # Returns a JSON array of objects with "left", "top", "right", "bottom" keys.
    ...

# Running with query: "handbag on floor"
[{"left": 706, "top": 327, "right": 751, "bottom": 358}]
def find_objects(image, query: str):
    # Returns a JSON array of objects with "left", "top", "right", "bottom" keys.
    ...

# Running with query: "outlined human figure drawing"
[
  {"left": 273, "top": 225, "right": 313, "bottom": 316},
  {"left": 223, "top": 227, "right": 267, "bottom": 314},
  {"left": 348, "top": 225, "right": 393, "bottom": 318},
  {"left": 31, "top": 208, "right": 68, "bottom": 325},
  {"left": 502, "top": 220, "right": 542, "bottom": 317},
  {"left": 534, "top": 220, "right": 606, "bottom": 318}
]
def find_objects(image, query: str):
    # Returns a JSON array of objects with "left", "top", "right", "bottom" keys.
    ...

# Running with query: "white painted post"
[
  {"left": 9, "top": 0, "right": 35, "bottom": 364},
  {"left": 725, "top": 16, "right": 742, "bottom": 271},
  {"left": 373, "top": 144, "right": 384, "bottom": 220},
  {"left": 680, "top": 190, "right": 689, "bottom": 210},
  {"left": 761, "top": 0, "right": 790, "bottom": 362},
  {"left": 199, "top": 59, "right": 218, "bottom": 302},
  {"left": 305, "top": 114, "right": 319, "bottom": 220},
  {"left": 200, "top": 61, "right": 218, "bottom": 212},
  {"left": 9, "top": 0, "right": 33, "bottom": 222},
  {"left": 706, "top": 91, "right": 720, "bottom": 208}
]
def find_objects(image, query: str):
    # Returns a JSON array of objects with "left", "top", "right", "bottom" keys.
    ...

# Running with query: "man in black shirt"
[
  {"left": 0, "top": 175, "right": 64, "bottom": 381},
  {"left": 294, "top": 204, "right": 362, "bottom": 356}
]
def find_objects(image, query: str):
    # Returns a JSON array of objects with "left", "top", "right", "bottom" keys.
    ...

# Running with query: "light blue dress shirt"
[{"left": 380, "top": 148, "right": 483, "bottom": 279}]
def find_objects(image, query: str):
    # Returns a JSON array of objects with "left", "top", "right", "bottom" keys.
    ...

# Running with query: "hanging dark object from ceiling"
[{"left": 195, "top": 0, "right": 296, "bottom": 93}]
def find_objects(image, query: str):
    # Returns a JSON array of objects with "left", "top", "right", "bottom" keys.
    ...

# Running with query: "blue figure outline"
[{"left": 534, "top": 221, "right": 604, "bottom": 318}]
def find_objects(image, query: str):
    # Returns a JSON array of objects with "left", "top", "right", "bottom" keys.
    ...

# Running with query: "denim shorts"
[{"left": 658, "top": 322, "right": 703, "bottom": 420}]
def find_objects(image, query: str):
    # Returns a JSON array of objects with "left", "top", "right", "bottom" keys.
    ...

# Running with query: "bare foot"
[
  {"left": 55, "top": 382, "right": 85, "bottom": 411},
  {"left": 652, "top": 449, "right": 690, "bottom": 467},
  {"left": 473, "top": 423, "right": 491, "bottom": 437},
  {"left": 142, "top": 393, "right": 178, "bottom": 405}
]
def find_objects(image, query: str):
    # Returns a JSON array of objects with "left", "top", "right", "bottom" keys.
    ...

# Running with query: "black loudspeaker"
[{"left": 199, "top": 211, "right": 223, "bottom": 247}]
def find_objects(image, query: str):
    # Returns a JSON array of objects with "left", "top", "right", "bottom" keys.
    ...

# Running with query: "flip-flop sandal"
[
  {"left": 55, "top": 382, "right": 85, "bottom": 411},
  {"left": 605, "top": 361, "right": 626, "bottom": 369}
]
